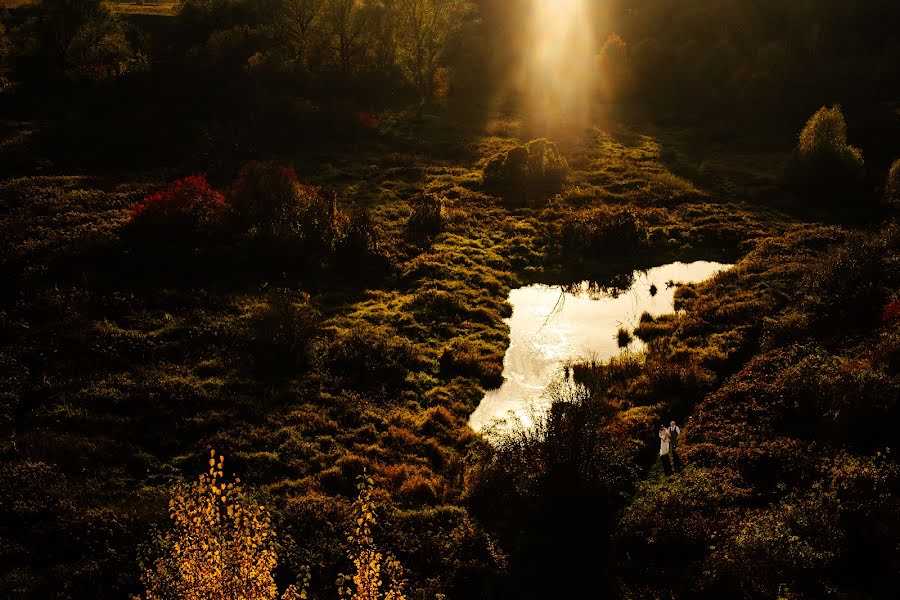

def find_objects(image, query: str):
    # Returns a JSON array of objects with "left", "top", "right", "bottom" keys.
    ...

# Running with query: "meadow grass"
[{"left": 0, "top": 109, "right": 812, "bottom": 596}]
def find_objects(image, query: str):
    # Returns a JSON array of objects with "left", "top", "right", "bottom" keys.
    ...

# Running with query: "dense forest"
[{"left": 1, "top": 0, "right": 899, "bottom": 598}]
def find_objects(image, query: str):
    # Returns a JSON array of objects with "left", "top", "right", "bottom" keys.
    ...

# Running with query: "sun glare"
[{"left": 523, "top": 0, "right": 596, "bottom": 130}]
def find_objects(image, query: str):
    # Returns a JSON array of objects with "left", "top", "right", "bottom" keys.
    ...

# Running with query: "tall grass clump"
[
  {"left": 483, "top": 139, "right": 568, "bottom": 205},
  {"left": 884, "top": 158, "right": 900, "bottom": 205},
  {"left": 783, "top": 106, "right": 866, "bottom": 206},
  {"left": 248, "top": 290, "right": 321, "bottom": 377},
  {"left": 557, "top": 205, "right": 646, "bottom": 258},
  {"left": 405, "top": 193, "right": 444, "bottom": 244}
]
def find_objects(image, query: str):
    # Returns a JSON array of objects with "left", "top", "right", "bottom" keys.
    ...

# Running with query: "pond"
[{"left": 469, "top": 261, "right": 731, "bottom": 434}]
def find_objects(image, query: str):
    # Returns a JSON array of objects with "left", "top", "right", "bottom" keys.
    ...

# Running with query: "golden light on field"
[{"left": 522, "top": 0, "right": 596, "bottom": 129}]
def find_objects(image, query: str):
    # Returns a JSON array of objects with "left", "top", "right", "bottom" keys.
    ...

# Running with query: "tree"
[
  {"left": 337, "top": 475, "right": 407, "bottom": 600},
  {"left": 271, "top": 0, "right": 325, "bottom": 67},
  {"left": 141, "top": 452, "right": 308, "bottom": 600},
  {"left": 30, "top": 0, "right": 135, "bottom": 80},
  {"left": 324, "top": 0, "right": 365, "bottom": 74},
  {"left": 394, "top": 0, "right": 471, "bottom": 104},
  {"left": 357, "top": 0, "right": 401, "bottom": 72}
]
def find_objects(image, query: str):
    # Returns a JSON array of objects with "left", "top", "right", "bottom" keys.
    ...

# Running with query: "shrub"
[
  {"left": 142, "top": 452, "right": 307, "bottom": 600},
  {"left": 128, "top": 175, "right": 225, "bottom": 240},
  {"left": 557, "top": 206, "right": 645, "bottom": 257},
  {"left": 405, "top": 193, "right": 443, "bottom": 243},
  {"left": 337, "top": 476, "right": 408, "bottom": 600},
  {"left": 248, "top": 290, "right": 321, "bottom": 377},
  {"left": 783, "top": 106, "right": 866, "bottom": 206},
  {"left": 231, "top": 162, "right": 336, "bottom": 249},
  {"left": 482, "top": 139, "right": 568, "bottom": 204},
  {"left": 885, "top": 158, "right": 900, "bottom": 204},
  {"left": 334, "top": 207, "right": 382, "bottom": 263},
  {"left": 616, "top": 326, "right": 633, "bottom": 348},
  {"left": 466, "top": 382, "right": 637, "bottom": 597}
]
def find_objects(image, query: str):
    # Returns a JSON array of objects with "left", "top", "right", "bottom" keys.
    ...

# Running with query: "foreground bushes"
[
  {"left": 143, "top": 455, "right": 412, "bottom": 600},
  {"left": 483, "top": 139, "right": 568, "bottom": 205},
  {"left": 142, "top": 452, "right": 305, "bottom": 600},
  {"left": 466, "top": 383, "right": 638, "bottom": 597},
  {"left": 783, "top": 106, "right": 866, "bottom": 206}
]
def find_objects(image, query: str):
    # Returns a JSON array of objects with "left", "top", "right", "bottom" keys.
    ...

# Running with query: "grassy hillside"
[{"left": 0, "top": 108, "right": 812, "bottom": 597}]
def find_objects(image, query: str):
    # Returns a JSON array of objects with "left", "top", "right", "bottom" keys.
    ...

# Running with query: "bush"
[
  {"left": 597, "top": 33, "right": 631, "bottom": 100},
  {"left": 885, "top": 159, "right": 900, "bottom": 204},
  {"left": 334, "top": 207, "right": 382, "bottom": 263},
  {"left": 783, "top": 106, "right": 866, "bottom": 206},
  {"left": 230, "top": 162, "right": 382, "bottom": 265},
  {"left": 616, "top": 326, "right": 633, "bottom": 348},
  {"left": 231, "top": 162, "right": 318, "bottom": 238},
  {"left": 142, "top": 452, "right": 306, "bottom": 600},
  {"left": 128, "top": 175, "right": 225, "bottom": 240},
  {"left": 557, "top": 206, "right": 645, "bottom": 257},
  {"left": 248, "top": 290, "right": 321, "bottom": 377},
  {"left": 466, "top": 382, "right": 637, "bottom": 597},
  {"left": 483, "top": 139, "right": 568, "bottom": 204},
  {"left": 406, "top": 193, "right": 444, "bottom": 243}
]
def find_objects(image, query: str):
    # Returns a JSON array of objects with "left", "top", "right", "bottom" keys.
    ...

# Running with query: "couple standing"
[{"left": 659, "top": 421, "right": 682, "bottom": 475}]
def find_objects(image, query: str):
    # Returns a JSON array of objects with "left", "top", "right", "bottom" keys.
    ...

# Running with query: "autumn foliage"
[
  {"left": 129, "top": 175, "right": 225, "bottom": 238},
  {"left": 142, "top": 457, "right": 413, "bottom": 600},
  {"left": 141, "top": 451, "right": 306, "bottom": 600},
  {"left": 337, "top": 476, "right": 407, "bottom": 600}
]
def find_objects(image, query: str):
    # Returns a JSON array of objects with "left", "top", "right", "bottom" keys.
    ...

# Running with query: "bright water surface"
[{"left": 469, "top": 261, "right": 731, "bottom": 433}]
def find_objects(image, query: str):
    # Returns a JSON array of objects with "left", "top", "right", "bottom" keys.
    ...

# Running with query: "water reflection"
[{"left": 469, "top": 261, "right": 731, "bottom": 433}]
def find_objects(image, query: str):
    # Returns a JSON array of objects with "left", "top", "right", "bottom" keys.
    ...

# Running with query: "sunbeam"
[{"left": 522, "top": 0, "right": 597, "bottom": 131}]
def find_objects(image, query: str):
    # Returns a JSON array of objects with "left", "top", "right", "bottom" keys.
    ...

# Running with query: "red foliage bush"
[
  {"left": 129, "top": 175, "right": 225, "bottom": 237},
  {"left": 882, "top": 300, "right": 900, "bottom": 326}
]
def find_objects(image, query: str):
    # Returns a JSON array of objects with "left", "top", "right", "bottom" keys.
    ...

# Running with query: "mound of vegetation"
[
  {"left": 886, "top": 158, "right": 900, "bottom": 205},
  {"left": 127, "top": 174, "right": 225, "bottom": 242},
  {"left": 406, "top": 193, "right": 444, "bottom": 244},
  {"left": 556, "top": 205, "right": 647, "bottom": 259},
  {"left": 483, "top": 139, "right": 568, "bottom": 205},
  {"left": 783, "top": 106, "right": 867, "bottom": 207}
]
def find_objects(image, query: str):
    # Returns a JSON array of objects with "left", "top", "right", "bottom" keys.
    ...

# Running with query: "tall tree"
[
  {"left": 395, "top": 0, "right": 471, "bottom": 104},
  {"left": 271, "top": 0, "right": 325, "bottom": 67},
  {"left": 324, "top": 0, "right": 365, "bottom": 74}
]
